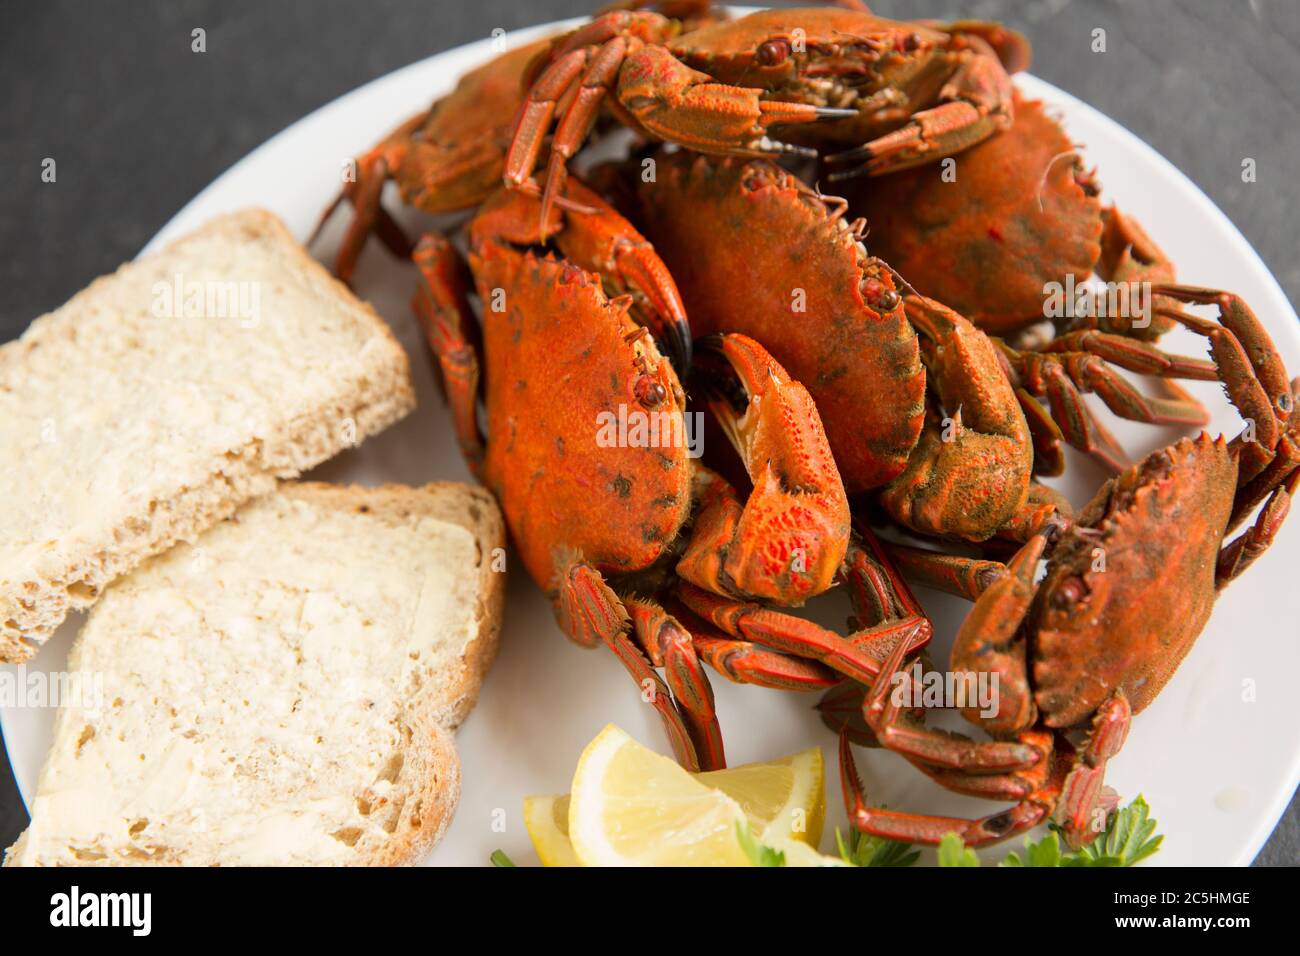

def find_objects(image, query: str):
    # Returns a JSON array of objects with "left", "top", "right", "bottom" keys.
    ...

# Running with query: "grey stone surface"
[{"left": 0, "top": 0, "right": 1295, "bottom": 865}]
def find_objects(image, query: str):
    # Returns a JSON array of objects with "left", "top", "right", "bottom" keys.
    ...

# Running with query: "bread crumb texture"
[
  {"left": 0, "top": 209, "right": 415, "bottom": 661},
  {"left": 5, "top": 485, "right": 481, "bottom": 866}
]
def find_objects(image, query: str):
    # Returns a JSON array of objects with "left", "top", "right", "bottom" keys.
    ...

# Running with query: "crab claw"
[
  {"left": 563, "top": 176, "right": 693, "bottom": 370},
  {"left": 601, "top": 225, "right": 694, "bottom": 370},
  {"left": 473, "top": 177, "right": 694, "bottom": 370},
  {"left": 555, "top": 177, "right": 695, "bottom": 369},
  {"left": 879, "top": 296, "right": 1034, "bottom": 541},
  {"left": 679, "top": 333, "right": 849, "bottom": 604},
  {"left": 621, "top": 45, "right": 841, "bottom": 158}
]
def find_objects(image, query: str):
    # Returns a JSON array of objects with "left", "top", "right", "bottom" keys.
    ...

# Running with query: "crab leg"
[
  {"left": 694, "top": 635, "right": 840, "bottom": 690},
  {"left": 678, "top": 583, "right": 930, "bottom": 687},
  {"left": 843, "top": 710, "right": 1124, "bottom": 850},
  {"left": 1030, "top": 329, "right": 1216, "bottom": 435},
  {"left": 1218, "top": 468, "right": 1299, "bottom": 586},
  {"left": 863, "top": 601, "right": 1041, "bottom": 770},
  {"left": 885, "top": 543, "right": 1010, "bottom": 602},
  {"left": 685, "top": 526, "right": 927, "bottom": 694},
  {"left": 853, "top": 524, "right": 1130, "bottom": 844},
  {"left": 555, "top": 562, "right": 708, "bottom": 772},
  {"left": 504, "top": 42, "right": 591, "bottom": 198},
  {"left": 666, "top": 605, "right": 840, "bottom": 691},
  {"left": 844, "top": 524, "right": 928, "bottom": 626},
  {"left": 506, "top": 12, "right": 845, "bottom": 223},
  {"left": 1230, "top": 415, "right": 1300, "bottom": 531},
  {"left": 1042, "top": 331, "right": 1217, "bottom": 380},
  {"left": 839, "top": 731, "right": 1050, "bottom": 847},
  {"left": 1015, "top": 387, "right": 1067, "bottom": 476},
  {"left": 842, "top": 602, "right": 1129, "bottom": 849},
  {"left": 815, "top": 527, "right": 938, "bottom": 745},
  {"left": 412, "top": 233, "right": 486, "bottom": 478},
  {"left": 1017, "top": 350, "right": 1211, "bottom": 427},
  {"left": 1003, "top": 346, "right": 1129, "bottom": 474},
  {"left": 1152, "top": 284, "right": 1292, "bottom": 452},
  {"left": 1144, "top": 284, "right": 1296, "bottom": 494},
  {"left": 310, "top": 113, "right": 426, "bottom": 285},
  {"left": 1167, "top": 287, "right": 1293, "bottom": 401},
  {"left": 624, "top": 598, "right": 726, "bottom": 770},
  {"left": 532, "top": 35, "right": 633, "bottom": 227},
  {"left": 852, "top": 530, "right": 1056, "bottom": 778},
  {"left": 533, "top": 41, "right": 830, "bottom": 223}
]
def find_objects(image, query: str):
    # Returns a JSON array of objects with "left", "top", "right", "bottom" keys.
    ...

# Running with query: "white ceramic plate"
[{"left": 4, "top": 14, "right": 1298, "bottom": 867}]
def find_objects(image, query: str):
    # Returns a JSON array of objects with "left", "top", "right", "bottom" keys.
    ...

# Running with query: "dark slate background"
[{"left": 0, "top": 0, "right": 1295, "bottom": 864}]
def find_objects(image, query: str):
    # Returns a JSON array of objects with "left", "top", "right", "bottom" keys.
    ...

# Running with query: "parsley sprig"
[
  {"left": 943, "top": 796, "right": 1164, "bottom": 867},
  {"left": 835, "top": 827, "right": 922, "bottom": 867}
]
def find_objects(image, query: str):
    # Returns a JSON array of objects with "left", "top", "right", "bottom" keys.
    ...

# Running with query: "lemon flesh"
[
  {"left": 568, "top": 724, "right": 752, "bottom": 867},
  {"left": 698, "top": 745, "right": 824, "bottom": 846}
]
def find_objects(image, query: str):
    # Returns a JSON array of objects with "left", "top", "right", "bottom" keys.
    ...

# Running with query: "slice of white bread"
[
  {"left": 3, "top": 481, "right": 505, "bottom": 866},
  {"left": 0, "top": 209, "right": 415, "bottom": 662}
]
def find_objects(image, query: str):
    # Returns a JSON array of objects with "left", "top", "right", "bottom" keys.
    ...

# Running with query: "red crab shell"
[
  {"left": 1031, "top": 433, "right": 1237, "bottom": 727},
  {"left": 470, "top": 242, "right": 693, "bottom": 589},
  {"left": 845, "top": 94, "right": 1103, "bottom": 335},
  {"left": 635, "top": 152, "right": 925, "bottom": 492}
]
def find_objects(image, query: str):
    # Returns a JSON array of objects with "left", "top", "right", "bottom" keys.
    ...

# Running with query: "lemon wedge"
[
  {"left": 524, "top": 727, "right": 829, "bottom": 866},
  {"left": 567, "top": 724, "right": 753, "bottom": 866},
  {"left": 522, "top": 794, "right": 582, "bottom": 867}
]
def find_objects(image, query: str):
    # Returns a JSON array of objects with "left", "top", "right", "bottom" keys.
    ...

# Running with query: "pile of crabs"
[{"left": 316, "top": 1, "right": 1299, "bottom": 851}]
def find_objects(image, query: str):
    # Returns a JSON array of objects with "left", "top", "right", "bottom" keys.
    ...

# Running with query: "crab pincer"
[
  {"left": 879, "top": 296, "right": 1036, "bottom": 542},
  {"left": 680, "top": 333, "right": 850, "bottom": 604}
]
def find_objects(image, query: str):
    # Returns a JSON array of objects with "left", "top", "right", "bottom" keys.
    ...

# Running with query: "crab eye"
[
  {"left": 757, "top": 39, "right": 790, "bottom": 67},
  {"left": 860, "top": 277, "right": 900, "bottom": 313},
  {"left": 1051, "top": 576, "right": 1087, "bottom": 611},
  {"left": 635, "top": 374, "right": 667, "bottom": 408}
]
